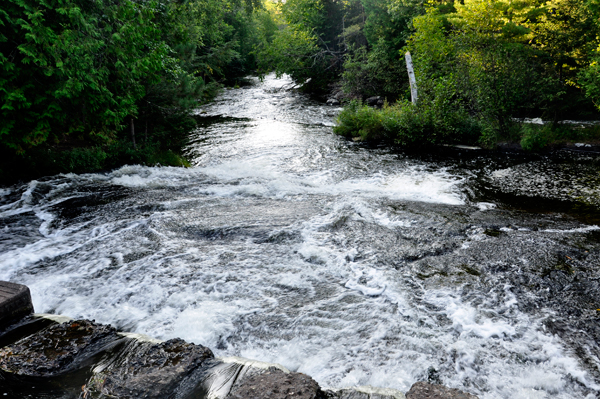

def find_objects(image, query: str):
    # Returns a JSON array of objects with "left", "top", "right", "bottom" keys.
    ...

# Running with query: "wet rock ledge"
[{"left": 0, "top": 281, "right": 477, "bottom": 399}]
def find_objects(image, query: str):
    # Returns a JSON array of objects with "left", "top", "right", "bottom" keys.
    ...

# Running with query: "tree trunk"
[
  {"left": 405, "top": 51, "right": 418, "bottom": 105},
  {"left": 130, "top": 117, "right": 136, "bottom": 150}
]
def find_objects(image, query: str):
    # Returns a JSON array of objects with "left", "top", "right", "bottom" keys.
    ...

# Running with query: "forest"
[{"left": 1, "top": 0, "right": 600, "bottom": 182}]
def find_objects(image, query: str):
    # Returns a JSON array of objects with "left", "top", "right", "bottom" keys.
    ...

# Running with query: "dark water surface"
[{"left": 2, "top": 75, "right": 600, "bottom": 398}]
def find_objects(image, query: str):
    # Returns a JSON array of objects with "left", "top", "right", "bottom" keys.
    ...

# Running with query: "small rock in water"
[
  {"left": 0, "top": 319, "right": 119, "bottom": 377},
  {"left": 405, "top": 382, "right": 477, "bottom": 399},
  {"left": 226, "top": 368, "right": 327, "bottom": 399},
  {"left": 326, "top": 98, "right": 340, "bottom": 106},
  {"left": 83, "top": 337, "right": 214, "bottom": 399}
]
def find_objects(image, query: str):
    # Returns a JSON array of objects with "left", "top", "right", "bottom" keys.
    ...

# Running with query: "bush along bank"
[
  {"left": 334, "top": 100, "right": 600, "bottom": 150},
  {"left": 334, "top": 100, "right": 482, "bottom": 147}
]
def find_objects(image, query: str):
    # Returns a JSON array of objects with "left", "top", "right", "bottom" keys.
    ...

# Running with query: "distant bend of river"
[{"left": 2, "top": 74, "right": 600, "bottom": 398}]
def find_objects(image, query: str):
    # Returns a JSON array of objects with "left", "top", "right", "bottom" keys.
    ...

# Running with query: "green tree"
[
  {"left": 257, "top": 0, "right": 344, "bottom": 92},
  {"left": 0, "top": 0, "right": 166, "bottom": 152}
]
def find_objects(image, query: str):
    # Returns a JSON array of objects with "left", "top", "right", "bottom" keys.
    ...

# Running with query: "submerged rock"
[
  {"left": 405, "top": 382, "right": 477, "bottom": 399},
  {"left": 83, "top": 337, "right": 214, "bottom": 399},
  {"left": 0, "top": 319, "right": 119, "bottom": 377},
  {"left": 226, "top": 367, "right": 326, "bottom": 399}
]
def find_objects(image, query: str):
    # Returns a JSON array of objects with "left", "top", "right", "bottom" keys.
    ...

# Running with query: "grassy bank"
[{"left": 334, "top": 101, "right": 600, "bottom": 150}]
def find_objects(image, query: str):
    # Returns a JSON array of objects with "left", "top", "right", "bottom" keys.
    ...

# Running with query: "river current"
[{"left": 2, "top": 75, "right": 600, "bottom": 398}]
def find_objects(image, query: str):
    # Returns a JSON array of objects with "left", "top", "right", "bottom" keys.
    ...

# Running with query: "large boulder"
[
  {"left": 83, "top": 337, "right": 214, "bottom": 399},
  {"left": 405, "top": 382, "right": 478, "bottom": 399},
  {"left": 0, "top": 319, "right": 119, "bottom": 377},
  {"left": 199, "top": 356, "right": 328, "bottom": 399},
  {"left": 226, "top": 367, "right": 327, "bottom": 399}
]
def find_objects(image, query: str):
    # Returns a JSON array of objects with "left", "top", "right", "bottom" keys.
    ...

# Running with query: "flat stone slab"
[
  {"left": 406, "top": 382, "right": 478, "bottom": 399},
  {"left": 83, "top": 337, "right": 214, "bottom": 399},
  {"left": 0, "top": 319, "right": 119, "bottom": 377},
  {"left": 0, "top": 281, "right": 34, "bottom": 328}
]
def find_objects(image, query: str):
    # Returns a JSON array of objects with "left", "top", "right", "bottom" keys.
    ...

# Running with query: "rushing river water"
[{"left": 2, "top": 75, "right": 600, "bottom": 398}]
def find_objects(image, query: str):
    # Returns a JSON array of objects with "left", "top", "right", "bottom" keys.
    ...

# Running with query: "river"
[{"left": 2, "top": 75, "right": 600, "bottom": 398}]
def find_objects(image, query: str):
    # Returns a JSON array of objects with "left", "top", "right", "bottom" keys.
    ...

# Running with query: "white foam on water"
[
  {"left": 109, "top": 164, "right": 198, "bottom": 188},
  {"left": 542, "top": 225, "right": 600, "bottom": 233},
  {"left": 328, "top": 385, "right": 406, "bottom": 399},
  {"left": 160, "top": 302, "right": 241, "bottom": 346},
  {"left": 1, "top": 176, "right": 595, "bottom": 399},
  {"left": 418, "top": 290, "right": 600, "bottom": 397},
  {"left": 118, "top": 332, "right": 163, "bottom": 344},
  {"left": 219, "top": 356, "right": 290, "bottom": 372},
  {"left": 36, "top": 313, "right": 73, "bottom": 323},
  {"left": 69, "top": 142, "right": 467, "bottom": 206},
  {"left": 193, "top": 160, "right": 465, "bottom": 205},
  {"left": 476, "top": 202, "right": 496, "bottom": 211}
]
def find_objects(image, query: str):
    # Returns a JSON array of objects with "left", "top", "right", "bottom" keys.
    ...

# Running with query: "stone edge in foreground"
[{"left": 0, "top": 281, "right": 34, "bottom": 328}]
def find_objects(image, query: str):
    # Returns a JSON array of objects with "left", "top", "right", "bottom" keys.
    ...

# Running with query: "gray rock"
[
  {"left": 328, "top": 385, "right": 405, "bottom": 399},
  {"left": 0, "top": 281, "right": 34, "bottom": 328},
  {"left": 83, "top": 337, "right": 214, "bottom": 399},
  {"left": 327, "top": 98, "right": 340, "bottom": 106},
  {"left": 201, "top": 356, "right": 292, "bottom": 398},
  {"left": 405, "top": 382, "right": 478, "bottom": 399},
  {"left": 0, "top": 319, "right": 119, "bottom": 377},
  {"left": 226, "top": 367, "right": 327, "bottom": 399}
]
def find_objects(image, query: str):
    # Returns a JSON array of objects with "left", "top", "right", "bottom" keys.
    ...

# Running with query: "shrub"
[
  {"left": 335, "top": 100, "right": 482, "bottom": 146},
  {"left": 519, "top": 124, "right": 553, "bottom": 151},
  {"left": 519, "top": 123, "right": 600, "bottom": 151}
]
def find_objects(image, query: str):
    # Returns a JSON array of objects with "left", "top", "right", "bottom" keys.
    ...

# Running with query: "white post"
[{"left": 405, "top": 51, "right": 418, "bottom": 105}]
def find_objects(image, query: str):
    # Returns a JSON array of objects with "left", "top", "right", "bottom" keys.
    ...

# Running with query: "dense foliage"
[
  {"left": 0, "top": 0, "right": 276, "bottom": 182},
  {"left": 2, "top": 0, "right": 600, "bottom": 181},
  {"left": 259, "top": 0, "right": 599, "bottom": 148},
  {"left": 256, "top": 0, "right": 345, "bottom": 92},
  {"left": 257, "top": 0, "right": 425, "bottom": 96}
]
